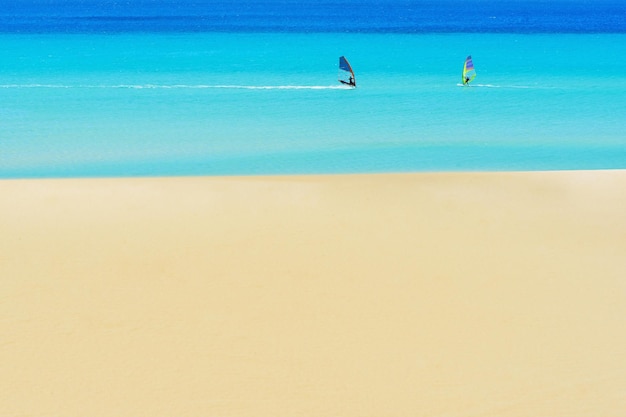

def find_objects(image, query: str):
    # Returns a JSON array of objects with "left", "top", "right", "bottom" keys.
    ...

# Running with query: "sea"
[{"left": 1, "top": 0, "right": 626, "bottom": 178}]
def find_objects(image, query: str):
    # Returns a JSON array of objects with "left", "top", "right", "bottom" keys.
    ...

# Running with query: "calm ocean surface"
[{"left": 1, "top": 0, "right": 625, "bottom": 178}]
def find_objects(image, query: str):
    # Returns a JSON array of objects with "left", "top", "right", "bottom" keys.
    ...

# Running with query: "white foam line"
[
  {"left": 0, "top": 84, "right": 74, "bottom": 88},
  {"left": 206, "top": 85, "right": 350, "bottom": 90},
  {"left": 474, "top": 84, "right": 536, "bottom": 89},
  {"left": 0, "top": 84, "right": 350, "bottom": 90},
  {"left": 459, "top": 83, "right": 559, "bottom": 90},
  {"left": 102, "top": 84, "right": 350, "bottom": 90}
]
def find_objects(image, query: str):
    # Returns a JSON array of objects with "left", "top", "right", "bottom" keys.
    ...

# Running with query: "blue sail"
[{"left": 338, "top": 56, "right": 356, "bottom": 87}]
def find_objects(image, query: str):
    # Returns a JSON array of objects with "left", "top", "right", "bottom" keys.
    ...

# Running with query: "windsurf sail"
[
  {"left": 462, "top": 55, "right": 476, "bottom": 85},
  {"left": 338, "top": 56, "right": 356, "bottom": 87}
]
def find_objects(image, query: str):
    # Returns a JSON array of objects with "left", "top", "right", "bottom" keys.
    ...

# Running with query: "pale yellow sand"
[{"left": 1, "top": 171, "right": 625, "bottom": 416}]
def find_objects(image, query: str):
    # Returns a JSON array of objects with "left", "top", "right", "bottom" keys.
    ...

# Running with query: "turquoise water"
[{"left": 2, "top": 32, "right": 626, "bottom": 178}]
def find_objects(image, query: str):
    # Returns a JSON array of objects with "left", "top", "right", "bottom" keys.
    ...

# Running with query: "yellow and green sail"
[{"left": 462, "top": 55, "right": 476, "bottom": 85}]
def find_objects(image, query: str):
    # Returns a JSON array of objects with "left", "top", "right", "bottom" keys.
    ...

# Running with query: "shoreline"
[{"left": 2, "top": 170, "right": 625, "bottom": 416}]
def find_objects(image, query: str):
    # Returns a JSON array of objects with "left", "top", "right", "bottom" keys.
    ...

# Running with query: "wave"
[
  {"left": 0, "top": 84, "right": 350, "bottom": 90},
  {"left": 3, "top": 83, "right": 564, "bottom": 91}
]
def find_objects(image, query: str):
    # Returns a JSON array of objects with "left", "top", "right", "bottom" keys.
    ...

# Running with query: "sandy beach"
[{"left": 1, "top": 170, "right": 625, "bottom": 416}]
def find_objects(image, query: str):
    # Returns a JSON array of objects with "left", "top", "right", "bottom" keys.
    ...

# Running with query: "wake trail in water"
[
  {"left": 0, "top": 84, "right": 350, "bottom": 90},
  {"left": 457, "top": 83, "right": 559, "bottom": 90}
]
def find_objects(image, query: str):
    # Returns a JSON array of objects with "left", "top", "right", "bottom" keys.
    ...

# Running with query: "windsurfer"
[
  {"left": 338, "top": 56, "right": 356, "bottom": 87},
  {"left": 462, "top": 56, "right": 475, "bottom": 86}
]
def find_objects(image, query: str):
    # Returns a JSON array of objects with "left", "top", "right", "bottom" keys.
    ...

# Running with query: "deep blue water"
[{"left": 2, "top": 0, "right": 626, "bottom": 34}]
